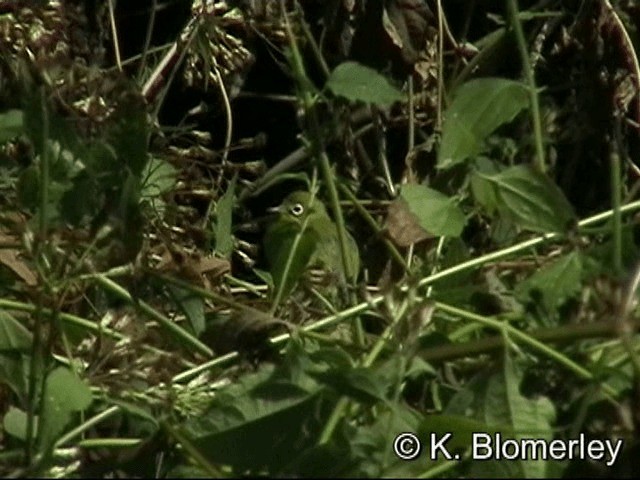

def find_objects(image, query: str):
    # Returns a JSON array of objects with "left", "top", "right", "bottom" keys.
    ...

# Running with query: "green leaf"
[
  {"left": 400, "top": 184, "right": 466, "bottom": 237},
  {"left": 479, "top": 165, "right": 576, "bottom": 233},
  {"left": 182, "top": 364, "right": 330, "bottom": 473},
  {"left": 214, "top": 174, "right": 237, "bottom": 258},
  {"left": 23, "top": 90, "right": 79, "bottom": 158},
  {"left": 60, "top": 172, "right": 101, "bottom": 225},
  {"left": 515, "top": 251, "right": 583, "bottom": 310},
  {"left": 107, "top": 91, "right": 149, "bottom": 176},
  {"left": 3, "top": 406, "right": 32, "bottom": 441},
  {"left": 446, "top": 353, "right": 557, "bottom": 478},
  {"left": 0, "top": 354, "right": 32, "bottom": 401},
  {"left": 326, "top": 62, "right": 404, "bottom": 107},
  {"left": 168, "top": 286, "right": 205, "bottom": 337},
  {"left": 37, "top": 367, "right": 92, "bottom": 454},
  {"left": 311, "top": 366, "right": 388, "bottom": 404},
  {"left": 438, "top": 78, "right": 530, "bottom": 169},
  {"left": 0, "top": 310, "right": 32, "bottom": 352},
  {"left": 0, "top": 109, "right": 24, "bottom": 143},
  {"left": 470, "top": 157, "right": 501, "bottom": 214},
  {"left": 419, "top": 414, "right": 511, "bottom": 455},
  {"left": 141, "top": 157, "right": 177, "bottom": 215}
]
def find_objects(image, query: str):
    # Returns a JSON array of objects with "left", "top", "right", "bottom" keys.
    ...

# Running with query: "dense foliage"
[{"left": 1, "top": 0, "right": 640, "bottom": 477}]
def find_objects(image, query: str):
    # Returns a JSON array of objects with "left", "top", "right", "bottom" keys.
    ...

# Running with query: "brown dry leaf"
[
  {"left": 155, "top": 244, "right": 231, "bottom": 286},
  {"left": 0, "top": 232, "right": 37, "bottom": 286},
  {"left": 382, "top": 0, "right": 433, "bottom": 66},
  {"left": 0, "top": 249, "right": 37, "bottom": 286},
  {"left": 196, "top": 255, "right": 231, "bottom": 277},
  {"left": 384, "top": 196, "right": 433, "bottom": 247}
]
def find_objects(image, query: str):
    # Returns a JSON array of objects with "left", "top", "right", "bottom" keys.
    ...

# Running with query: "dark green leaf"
[
  {"left": 515, "top": 251, "right": 583, "bottom": 309},
  {"left": 37, "top": 367, "right": 92, "bottom": 454},
  {"left": 107, "top": 91, "right": 149, "bottom": 176},
  {"left": 182, "top": 365, "right": 329, "bottom": 472},
  {"left": 400, "top": 184, "right": 466, "bottom": 237},
  {"left": 214, "top": 174, "right": 237, "bottom": 258},
  {"left": 23, "top": 90, "right": 79, "bottom": 157},
  {"left": 141, "top": 157, "right": 177, "bottom": 215},
  {"left": 0, "top": 311, "right": 32, "bottom": 352},
  {"left": 479, "top": 165, "right": 576, "bottom": 233},
  {"left": 0, "top": 109, "right": 24, "bottom": 143},
  {"left": 0, "top": 354, "right": 32, "bottom": 401},
  {"left": 470, "top": 157, "right": 502, "bottom": 214},
  {"left": 446, "top": 353, "right": 556, "bottom": 478},
  {"left": 327, "top": 62, "right": 404, "bottom": 107},
  {"left": 419, "top": 414, "right": 510, "bottom": 454},
  {"left": 3, "top": 406, "right": 31, "bottom": 441},
  {"left": 311, "top": 366, "right": 388, "bottom": 404},
  {"left": 438, "top": 78, "right": 530, "bottom": 169},
  {"left": 168, "top": 286, "right": 205, "bottom": 337}
]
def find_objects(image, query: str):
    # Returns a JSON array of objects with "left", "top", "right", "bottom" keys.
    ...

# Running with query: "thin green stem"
[
  {"left": 434, "top": 302, "right": 615, "bottom": 397},
  {"left": 94, "top": 275, "right": 213, "bottom": 357},
  {"left": 281, "top": 3, "right": 352, "bottom": 287},
  {"left": 0, "top": 298, "right": 182, "bottom": 364},
  {"left": 338, "top": 184, "right": 408, "bottom": 271},
  {"left": 610, "top": 151, "right": 622, "bottom": 275},
  {"left": 172, "top": 201, "right": 640, "bottom": 383},
  {"left": 507, "top": 0, "right": 546, "bottom": 172},
  {"left": 55, "top": 406, "right": 121, "bottom": 448},
  {"left": 270, "top": 212, "right": 313, "bottom": 311}
]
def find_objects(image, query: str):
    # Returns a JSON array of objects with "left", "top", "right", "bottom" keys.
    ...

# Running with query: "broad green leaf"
[
  {"left": 37, "top": 367, "right": 92, "bottom": 454},
  {"left": 474, "top": 355, "right": 555, "bottom": 478},
  {"left": 182, "top": 364, "right": 329, "bottom": 472},
  {"left": 3, "top": 406, "right": 32, "bottom": 440},
  {"left": 479, "top": 165, "right": 576, "bottom": 233},
  {"left": 470, "top": 157, "right": 501, "bottom": 214},
  {"left": 0, "top": 109, "right": 24, "bottom": 143},
  {"left": 23, "top": 90, "right": 80, "bottom": 158},
  {"left": 419, "top": 414, "right": 512, "bottom": 455},
  {"left": 285, "top": 404, "right": 423, "bottom": 477},
  {"left": 0, "top": 354, "right": 32, "bottom": 401},
  {"left": 0, "top": 310, "right": 32, "bottom": 352},
  {"left": 400, "top": 184, "right": 465, "bottom": 237},
  {"left": 168, "top": 286, "right": 205, "bottom": 337},
  {"left": 446, "top": 353, "right": 556, "bottom": 478},
  {"left": 438, "top": 78, "right": 530, "bottom": 169},
  {"left": 310, "top": 366, "right": 388, "bottom": 404},
  {"left": 107, "top": 92, "right": 149, "bottom": 176},
  {"left": 141, "top": 156, "right": 177, "bottom": 214},
  {"left": 60, "top": 172, "right": 101, "bottom": 225},
  {"left": 515, "top": 251, "right": 583, "bottom": 310},
  {"left": 214, "top": 174, "right": 237, "bottom": 258},
  {"left": 327, "top": 62, "right": 404, "bottom": 107},
  {"left": 350, "top": 405, "right": 424, "bottom": 478}
]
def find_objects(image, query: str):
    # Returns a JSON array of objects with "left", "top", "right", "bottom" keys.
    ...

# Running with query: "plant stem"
[
  {"left": 173, "top": 199, "right": 640, "bottom": 383},
  {"left": 506, "top": 0, "right": 546, "bottom": 172},
  {"left": 610, "top": 151, "right": 622, "bottom": 275},
  {"left": 281, "top": 3, "right": 352, "bottom": 287}
]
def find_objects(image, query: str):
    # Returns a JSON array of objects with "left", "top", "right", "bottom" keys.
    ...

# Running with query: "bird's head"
[{"left": 268, "top": 191, "right": 327, "bottom": 226}]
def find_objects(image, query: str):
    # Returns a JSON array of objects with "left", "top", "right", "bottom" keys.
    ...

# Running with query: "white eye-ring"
[{"left": 290, "top": 203, "right": 305, "bottom": 216}]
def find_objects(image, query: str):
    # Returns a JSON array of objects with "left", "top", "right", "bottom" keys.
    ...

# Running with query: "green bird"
[{"left": 264, "top": 191, "right": 360, "bottom": 301}]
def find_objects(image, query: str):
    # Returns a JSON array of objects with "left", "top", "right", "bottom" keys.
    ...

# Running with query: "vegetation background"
[{"left": 0, "top": 0, "right": 640, "bottom": 477}]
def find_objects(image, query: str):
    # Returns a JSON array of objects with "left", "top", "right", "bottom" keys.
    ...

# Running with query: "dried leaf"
[
  {"left": 382, "top": 0, "right": 433, "bottom": 65},
  {"left": 384, "top": 197, "right": 433, "bottom": 247},
  {"left": 0, "top": 232, "right": 37, "bottom": 286}
]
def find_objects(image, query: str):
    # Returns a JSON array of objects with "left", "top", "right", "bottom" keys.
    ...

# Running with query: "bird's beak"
[{"left": 267, "top": 205, "right": 282, "bottom": 214}]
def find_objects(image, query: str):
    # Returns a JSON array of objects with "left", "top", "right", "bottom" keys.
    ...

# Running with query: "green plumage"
[{"left": 263, "top": 191, "right": 359, "bottom": 298}]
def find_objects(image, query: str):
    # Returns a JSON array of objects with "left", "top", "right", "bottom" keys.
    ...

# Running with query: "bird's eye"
[{"left": 290, "top": 203, "right": 305, "bottom": 216}]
